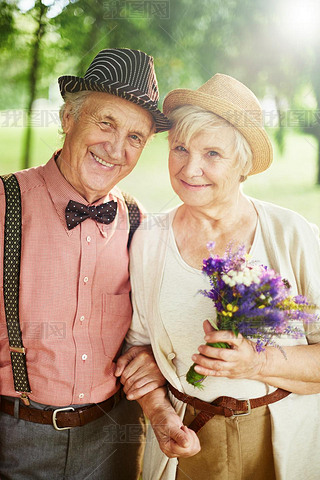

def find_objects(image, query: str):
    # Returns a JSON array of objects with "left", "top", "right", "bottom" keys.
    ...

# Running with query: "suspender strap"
[
  {"left": 0, "top": 181, "right": 140, "bottom": 398},
  {"left": 0, "top": 173, "right": 31, "bottom": 395},
  {"left": 122, "top": 192, "right": 141, "bottom": 249}
]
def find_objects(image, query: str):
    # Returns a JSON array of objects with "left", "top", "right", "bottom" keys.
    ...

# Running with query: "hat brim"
[
  {"left": 58, "top": 75, "right": 171, "bottom": 133},
  {"left": 163, "top": 89, "right": 273, "bottom": 175}
]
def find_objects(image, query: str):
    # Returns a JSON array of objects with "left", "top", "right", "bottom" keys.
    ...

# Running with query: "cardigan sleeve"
[
  {"left": 125, "top": 231, "right": 152, "bottom": 347},
  {"left": 303, "top": 223, "right": 320, "bottom": 344},
  {"left": 254, "top": 198, "right": 320, "bottom": 344}
]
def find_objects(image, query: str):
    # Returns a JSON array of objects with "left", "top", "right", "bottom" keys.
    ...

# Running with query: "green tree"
[
  {"left": 2, "top": 0, "right": 320, "bottom": 181},
  {"left": 22, "top": 0, "right": 48, "bottom": 169}
]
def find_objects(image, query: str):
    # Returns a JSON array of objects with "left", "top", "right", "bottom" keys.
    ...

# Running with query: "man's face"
[{"left": 58, "top": 92, "right": 154, "bottom": 203}]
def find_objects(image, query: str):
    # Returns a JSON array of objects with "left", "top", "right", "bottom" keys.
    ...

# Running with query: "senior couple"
[{"left": 0, "top": 48, "right": 319, "bottom": 480}]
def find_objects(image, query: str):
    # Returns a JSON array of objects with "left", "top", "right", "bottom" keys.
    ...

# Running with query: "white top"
[
  {"left": 159, "top": 218, "right": 307, "bottom": 402},
  {"left": 127, "top": 198, "right": 320, "bottom": 480}
]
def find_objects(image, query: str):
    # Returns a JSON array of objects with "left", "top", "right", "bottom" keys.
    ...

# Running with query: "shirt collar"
[{"left": 40, "top": 152, "right": 122, "bottom": 236}]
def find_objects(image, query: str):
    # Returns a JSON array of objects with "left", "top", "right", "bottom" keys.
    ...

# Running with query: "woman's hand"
[
  {"left": 191, "top": 320, "right": 266, "bottom": 380},
  {"left": 115, "top": 345, "right": 166, "bottom": 400},
  {"left": 140, "top": 387, "right": 201, "bottom": 458},
  {"left": 149, "top": 406, "right": 201, "bottom": 458},
  {"left": 192, "top": 321, "right": 320, "bottom": 394}
]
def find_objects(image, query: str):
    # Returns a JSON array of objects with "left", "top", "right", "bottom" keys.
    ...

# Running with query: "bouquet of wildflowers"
[{"left": 186, "top": 242, "right": 317, "bottom": 389}]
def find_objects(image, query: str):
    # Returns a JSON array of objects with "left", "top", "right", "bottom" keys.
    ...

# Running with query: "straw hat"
[
  {"left": 163, "top": 73, "right": 273, "bottom": 175},
  {"left": 59, "top": 48, "right": 171, "bottom": 133}
]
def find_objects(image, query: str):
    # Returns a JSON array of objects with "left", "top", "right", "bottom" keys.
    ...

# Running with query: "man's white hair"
[
  {"left": 59, "top": 91, "right": 94, "bottom": 128},
  {"left": 59, "top": 90, "right": 156, "bottom": 138}
]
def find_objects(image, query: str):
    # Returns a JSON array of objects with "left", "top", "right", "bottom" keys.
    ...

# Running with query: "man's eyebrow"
[
  {"left": 98, "top": 112, "right": 151, "bottom": 140},
  {"left": 99, "top": 113, "right": 116, "bottom": 123}
]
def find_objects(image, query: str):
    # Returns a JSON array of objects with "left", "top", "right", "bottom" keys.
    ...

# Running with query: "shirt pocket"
[{"left": 101, "top": 293, "right": 132, "bottom": 359}]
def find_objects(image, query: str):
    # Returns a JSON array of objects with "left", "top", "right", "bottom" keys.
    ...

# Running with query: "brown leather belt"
[
  {"left": 0, "top": 390, "right": 123, "bottom": 431},
  {"left": 168, "top": 384, "right": 290, "bottom": 433}
]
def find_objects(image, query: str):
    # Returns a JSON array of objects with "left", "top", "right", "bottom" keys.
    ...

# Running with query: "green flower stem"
[{"left": 186, "top": 342, "right": 231, "bottom": 389}]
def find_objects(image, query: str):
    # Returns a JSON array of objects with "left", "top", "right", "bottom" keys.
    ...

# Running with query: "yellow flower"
[
  {"left": 278, "top": 296, "right": 301, "bottom": 310},
  {"left": 226, "top": 304, "right": 239, "bottom": 312}
]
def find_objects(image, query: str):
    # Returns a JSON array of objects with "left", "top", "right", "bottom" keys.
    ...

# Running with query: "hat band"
[{"left": 66, "top": 76, "right": 158, "bottom": 106}]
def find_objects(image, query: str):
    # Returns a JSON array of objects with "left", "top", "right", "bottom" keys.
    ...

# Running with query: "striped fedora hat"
[{"left": 58, "top": 48, "right": 171, "bottom": 133}]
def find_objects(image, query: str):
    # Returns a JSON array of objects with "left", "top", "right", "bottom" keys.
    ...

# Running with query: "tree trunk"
[
  {"left": 317, "top": 136, "right": 320, "bottom": 185},
  {"left": 21, "top": 0, "right": 47, "bottom": 170},
  {"left": 76, "top": 1, "right": 114, "bottom": 76}
]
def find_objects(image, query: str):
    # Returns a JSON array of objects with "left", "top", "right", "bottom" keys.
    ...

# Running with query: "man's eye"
[
  {"left": 130, "top": 135, "right": 143, "bottom": 146},
  {"left": 100, "top": 122, "right": 112, "bottom": 127},
  {"left": 208, "top": 151, "right": 219, "bottom": 157}
]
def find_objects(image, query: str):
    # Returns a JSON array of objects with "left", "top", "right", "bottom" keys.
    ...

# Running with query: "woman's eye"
[
  {"left": 176, "top": 145, "right": 187, "bottom": 152},
  {"left": 208, "top": 150, "right": 219, "bottom": 157}
]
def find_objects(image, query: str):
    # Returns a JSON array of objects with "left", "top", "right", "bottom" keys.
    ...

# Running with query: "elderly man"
[{"left": 0, "top": 48, "right": 170, "bottom": 480}]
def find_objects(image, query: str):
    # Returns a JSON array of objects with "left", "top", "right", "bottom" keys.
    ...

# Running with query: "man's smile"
[{"left": 91, "top": 152, "right": 115, "bottom": 168}]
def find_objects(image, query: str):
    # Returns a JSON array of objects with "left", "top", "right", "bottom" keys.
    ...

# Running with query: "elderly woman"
[{"left": 118, "top": 74, "right": 320, "bottom": 480}]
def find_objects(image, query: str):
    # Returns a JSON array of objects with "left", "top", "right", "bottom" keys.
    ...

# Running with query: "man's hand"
[{"left": 115, "top": 345, "right": 166, "bottom": 400}]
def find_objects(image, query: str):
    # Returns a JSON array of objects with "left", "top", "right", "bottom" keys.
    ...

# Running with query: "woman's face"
[{"left": 168, "top": 126, "right": 243, "bottom": 209}]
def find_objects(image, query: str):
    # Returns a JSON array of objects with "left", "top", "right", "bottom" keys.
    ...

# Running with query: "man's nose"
[{"left": 103, "top": 136, "right": 125, "bottom": 162}]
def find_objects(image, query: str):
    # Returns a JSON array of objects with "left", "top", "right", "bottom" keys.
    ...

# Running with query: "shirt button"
[
  {"left": 80, "top": 316, "right": 85, "bottom": 322},
  {"left": 82, "top": 354, "right": 88, "bottom": 361},
  {"left": 86, "top": 236, "right": 91, "bottom": 243},
  {"left": 79, "top": 393, "right": 84, "bottom": 399},
  {"left": 84, "top": 276, "right": 89, "bottom": 283},
  {"left": 167, "top": 352, "right": 176, "bottom": 360}
]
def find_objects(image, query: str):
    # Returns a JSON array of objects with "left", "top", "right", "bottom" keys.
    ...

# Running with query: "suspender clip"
[
  {"left": 9, "top": 346, "right": 26, "bottom": 354},
  {"left": 19, "top": 393, "right": 30, "bottom": 406}
]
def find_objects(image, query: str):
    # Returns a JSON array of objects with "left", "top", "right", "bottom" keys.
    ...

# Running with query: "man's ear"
[{"left": 62, "top": 103, "right": 74, "bottom": 134}]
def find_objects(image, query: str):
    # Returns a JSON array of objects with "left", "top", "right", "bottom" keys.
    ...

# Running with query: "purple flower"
[{"left": 200, "top": 242, "right": 318, "bottom": 353}]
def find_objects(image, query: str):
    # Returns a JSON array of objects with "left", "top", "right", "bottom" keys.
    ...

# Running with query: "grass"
[{"left": 1, "top": 125, "right": 320, "bottom": 227}]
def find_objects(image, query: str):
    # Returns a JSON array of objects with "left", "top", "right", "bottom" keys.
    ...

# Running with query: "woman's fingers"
[{"left": 192, "top": 331, "right": 264, "bottom": 379}]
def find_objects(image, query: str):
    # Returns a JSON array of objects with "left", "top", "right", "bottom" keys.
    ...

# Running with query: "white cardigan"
[{"left": 127, "top": 198, "right": 320, "bottom": 480}]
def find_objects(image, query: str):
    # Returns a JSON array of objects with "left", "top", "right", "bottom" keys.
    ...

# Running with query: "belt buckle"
[
  {"left": 52, "top": 407, "right": 75, "bottom": 431},
  {"left": 231, "top": 399, "right": 251, "bottom": 418}
]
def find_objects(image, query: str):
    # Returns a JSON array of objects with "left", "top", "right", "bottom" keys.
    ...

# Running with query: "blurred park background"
[{"left": 1, "top": 0, "right": 320, "bottom": 225}]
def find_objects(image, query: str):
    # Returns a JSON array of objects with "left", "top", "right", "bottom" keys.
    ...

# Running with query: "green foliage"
[
  {"left": 1, "top": 0, "right": 320, "bottom": 180},
  {"left": 0, "top": 0, "right": 16, "bottom": 47},
  {"left": 1, "top": 126, "right": 319, "bottom": 227}
]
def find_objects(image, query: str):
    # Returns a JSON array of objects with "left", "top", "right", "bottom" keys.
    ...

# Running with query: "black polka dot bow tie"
[{"left": 65, "top": 200, "right": 118, "bottom": 230}]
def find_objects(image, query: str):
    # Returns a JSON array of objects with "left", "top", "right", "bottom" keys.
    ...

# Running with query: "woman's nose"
[{"left": 182, "top": 154, "right": 203, "bottom": 177}]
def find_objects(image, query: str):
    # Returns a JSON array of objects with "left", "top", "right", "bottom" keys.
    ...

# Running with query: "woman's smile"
[{"left": 180, "top": 179, "right": 212, "bottom": 190}]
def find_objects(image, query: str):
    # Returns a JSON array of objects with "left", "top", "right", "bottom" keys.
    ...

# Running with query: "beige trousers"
[{"left": 176, "top": 404, "right": 276, "bottom": 480}]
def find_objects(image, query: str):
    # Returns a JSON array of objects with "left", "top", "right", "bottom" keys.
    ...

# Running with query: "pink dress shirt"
[{"left": 0, "top": 155, "right": 132, "bottom": 406}]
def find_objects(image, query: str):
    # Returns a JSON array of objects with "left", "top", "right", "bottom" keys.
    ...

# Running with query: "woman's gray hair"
[
  {"left": 59, "top": 91, "right": 94, "bottom": 129},
  {"left": 168, "top": 105, "right": 253, "bottom": 181}
]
